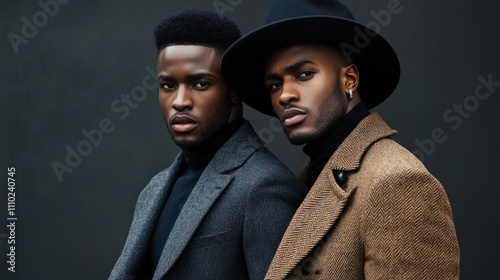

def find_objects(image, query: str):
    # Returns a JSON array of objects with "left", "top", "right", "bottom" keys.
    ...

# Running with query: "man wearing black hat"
[
  {"left": 222, "top": 0, "right": 460, "bottom": 279},
  {"left": 109, "top": 8, "right": 306, "bottom": 280}
]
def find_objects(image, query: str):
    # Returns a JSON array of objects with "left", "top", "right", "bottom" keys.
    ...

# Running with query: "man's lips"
[
  {"left": 280, "top": 108, "right": 307, "bottom": 127},
  {"left": 170, "top": 115, "right": 197, "bottom": 133}
]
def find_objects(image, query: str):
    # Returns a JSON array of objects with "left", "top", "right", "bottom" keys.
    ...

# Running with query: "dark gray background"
[{"left": 1, "top": 0, "right": 499, "bottom": 279}]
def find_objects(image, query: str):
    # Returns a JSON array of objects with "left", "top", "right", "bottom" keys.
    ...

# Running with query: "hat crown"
[
  {"left": 266, "top": 0, "right": 355, "bottom": 24},
  {"left": 221, "top": 0, "right": 400, "bottom": 116}
]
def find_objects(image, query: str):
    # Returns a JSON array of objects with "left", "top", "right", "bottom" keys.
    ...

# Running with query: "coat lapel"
[
  {"left": 266, "top": 165, "right": 356, "bottom": 279},
  {"left": 111, "top": 154, "right": 184, "bottom": 278},
  {"left": 153, "top": 172, "right": 234, "bottom": 278},
  {"left": 154, "top": 121, "right": 263, "bottom": 279},
  {"left": 136, "top": 155, "right": 185, "bottom": 239},
  {"left": 266, "top": 113, "right": 396, "bottom": 279}
]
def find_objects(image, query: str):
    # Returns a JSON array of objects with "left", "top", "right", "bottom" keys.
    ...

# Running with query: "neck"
[
  {"left": 182, "top": 116, "right": 245, "bottom": 170},
  {"left": 302, "top": 102, "right": 369, "bottom": 187}
]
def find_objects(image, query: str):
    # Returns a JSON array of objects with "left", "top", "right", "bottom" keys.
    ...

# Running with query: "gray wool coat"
[{"left": 109, "top": 121, "right": 306, "bottom": 280}]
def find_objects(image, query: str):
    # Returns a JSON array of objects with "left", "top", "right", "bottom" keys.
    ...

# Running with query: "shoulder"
[
  {"left": 351, "top": 137, "right": 450, "bottom": 205},
  {"left": 224, "top": 121, "right": 300, "bottom": 182},
  {"left": 238, "top": 145, "right": 299, "bottom": 183},
  {"left": 361, "top": 137, "right": 431, "bottom": 179},
  {"left": 352, "top": 136, "right": 455, "bottom": 225},
  {"left": 351, "top": 138, "right": 452, "bottom": 218}
]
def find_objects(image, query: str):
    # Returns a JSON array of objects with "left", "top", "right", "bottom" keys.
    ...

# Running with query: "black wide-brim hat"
[{"left": 221, "top": 0, "right": 400, "bottom": 117}]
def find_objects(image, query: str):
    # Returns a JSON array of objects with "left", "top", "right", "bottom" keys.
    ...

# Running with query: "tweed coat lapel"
[
  {"left": 154, "top": 121, "right": 263, "bottom": 280},
  {"left": 265, "top": 113, "right": 396, "bottom": 279}
]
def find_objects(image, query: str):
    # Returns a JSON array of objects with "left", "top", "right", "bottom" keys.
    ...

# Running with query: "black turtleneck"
[
  {"left": 302, "top": 102, "right": 370, "bottom": 188},
  {"left": 181, "top": 116, "right": 245, "bottom": 170},
  {"left": 150, "top": 116, "right": 245, "bottom": 268}
]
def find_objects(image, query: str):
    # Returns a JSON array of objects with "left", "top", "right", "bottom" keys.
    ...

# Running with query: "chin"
[
  {"left": 287, "top": 133, "right": 313, "bottom": 145},
  {"left": 285, "top": 126, "right": 323, "bottom": 145},
  {"left": 172, "top": 135, "right": 202, "bottom": 149}
]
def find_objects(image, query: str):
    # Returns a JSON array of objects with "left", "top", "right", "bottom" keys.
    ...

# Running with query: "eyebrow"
[
  {"left": 158, "top": 72, "right": 216, "bottom": 81},
  {"left": 264, "top": 60, "right": 316, "bottom": 81}
]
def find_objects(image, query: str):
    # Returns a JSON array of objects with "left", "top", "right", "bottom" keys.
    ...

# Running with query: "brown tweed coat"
[{"left": 265, "top": 113, "right": 460, "bottom": 280}]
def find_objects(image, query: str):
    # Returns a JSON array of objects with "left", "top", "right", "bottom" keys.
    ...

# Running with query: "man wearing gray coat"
[{"left": 109, "top": 9, "right": 306, "bottom": 280}]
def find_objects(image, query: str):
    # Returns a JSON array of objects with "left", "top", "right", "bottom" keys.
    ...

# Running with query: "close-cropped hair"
[{"left": 153, "top": 8, "right": 241, "bottom": 56}]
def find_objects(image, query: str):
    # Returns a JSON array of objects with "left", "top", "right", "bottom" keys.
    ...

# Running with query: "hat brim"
[{"left": 221, "top": 16, "right": 400, "bottom": 117}]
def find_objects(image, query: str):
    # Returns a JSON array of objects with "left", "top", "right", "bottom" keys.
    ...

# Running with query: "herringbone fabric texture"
[{"left": 265, "top": 113, "right": 460, "bottom": 280}]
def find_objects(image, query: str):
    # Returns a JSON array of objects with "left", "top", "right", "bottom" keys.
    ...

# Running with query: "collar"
[
  {"left": 302, "top": 102, "right": 370, "bottom": 187},
  {"left": 181, "top": 116, "right": 245, "bottom": 170}
]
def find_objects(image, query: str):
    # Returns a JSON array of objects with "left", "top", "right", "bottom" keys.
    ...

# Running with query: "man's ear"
[
  {"left": 341, "top": 64, "right": 360, "bottom": 92},
  {"left": 231, "top": 92, "right": 240, "bottom": 104}
]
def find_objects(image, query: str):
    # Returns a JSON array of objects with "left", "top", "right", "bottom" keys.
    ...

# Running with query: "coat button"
[
  {"left": 300, "top": 259, "right": 312, "bottom": 275},
  {"left": 301, "top": 264, "right": 311, "bottom": 276},
  {"left": 333, "top": 170, "right": 348, "bottom": 188}
]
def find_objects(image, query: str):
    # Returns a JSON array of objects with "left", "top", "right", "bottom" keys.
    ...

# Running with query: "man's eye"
[
  {"left": 194, "top": 82, "right": 210, "bottom": 89},
  {"left": 268, "top": 81, "right": 282, "bottom": 91},
  {"left": 161, "top": 83, "right": 175, "bottom": 90},
  {"left": 297, "top": 71, "right": 314, "bottom": 78}
]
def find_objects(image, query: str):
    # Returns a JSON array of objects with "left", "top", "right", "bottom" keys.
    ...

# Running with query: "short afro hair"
[{"left": 153, "top": 8, "right": 241, "bottom": 56}]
